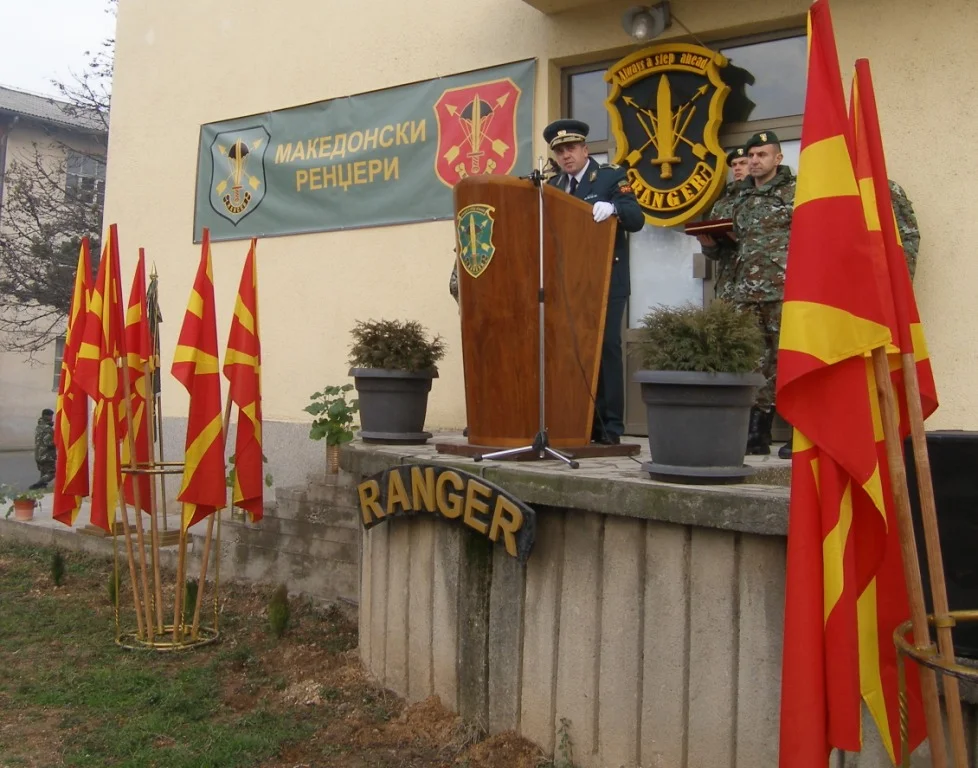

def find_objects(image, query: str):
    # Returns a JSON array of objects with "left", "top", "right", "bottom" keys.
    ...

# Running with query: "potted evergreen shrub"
[
  {"left": 304, "top": 384, "right": 359, "bottom": 473},
  {"left": 633, "top": 301, "right": 765, "bottom": 484},
  {"left": 348, "top": 319, "right": 446, "bottom": 444}
]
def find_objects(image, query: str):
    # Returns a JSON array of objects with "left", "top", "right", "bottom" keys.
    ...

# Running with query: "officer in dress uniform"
[{"left": 543, "top": 119, "right": 645, "bottom": 445}]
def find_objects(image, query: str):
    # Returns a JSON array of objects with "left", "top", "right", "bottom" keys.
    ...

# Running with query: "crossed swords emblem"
[
  {"left": 443, "top": 93, "right": 512, "bottom": 176},
  {"left": 461, "top": 214, "right": 491, "bottom": 262},
  {"left": 216, "top": 138, "right": 264, "bottom": 204},
  {"left": 624, "top": 76, "right": 709, "bottom": 180}
]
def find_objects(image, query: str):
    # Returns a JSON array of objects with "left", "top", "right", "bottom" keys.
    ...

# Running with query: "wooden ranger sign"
[{"left": 357, "top": 464, "right": 536, "bottom": 563}]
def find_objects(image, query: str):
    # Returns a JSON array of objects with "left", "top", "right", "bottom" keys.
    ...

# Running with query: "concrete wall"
[
  {"left": 359, "top": 508, "right": 978, "bottom": 767},
  {"left": 104, "top": 0, "right": 978, "bottom": 457}
]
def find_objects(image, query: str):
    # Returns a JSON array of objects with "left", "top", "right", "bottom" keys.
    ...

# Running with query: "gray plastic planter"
[
  {"left": 634, "top": 369, "right": 766, "bottom": 484},
  {"left": 349, "top": 367, "right": 438, "bottom": 445}
]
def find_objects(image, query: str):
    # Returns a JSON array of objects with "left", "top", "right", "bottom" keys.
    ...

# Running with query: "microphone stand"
[{"left": 475, "top": 158, "right": 579, "bottom": 469}]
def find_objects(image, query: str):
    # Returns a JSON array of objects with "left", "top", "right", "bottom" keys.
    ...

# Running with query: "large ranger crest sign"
[
  {"left": 433, "top": 78, "right": 521, "bottom": 187},
  {"left": 605, "top": 44, "right": 730, "bottom": 227}
]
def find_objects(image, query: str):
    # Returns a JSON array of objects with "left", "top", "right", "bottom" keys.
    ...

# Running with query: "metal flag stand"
[{"left": 474, "top": 158, "right": 579, "bottom": 469}]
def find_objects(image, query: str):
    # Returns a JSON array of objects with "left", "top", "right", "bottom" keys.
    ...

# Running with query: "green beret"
[
  {"left": 726, "top": 146, "right": 746, "bottom": 166},
  {"left": 543, "top": 119, "right": 589, "bottom": 149},
  {"left": 744, "top": 130, "right": 781, "bottom": 151}
]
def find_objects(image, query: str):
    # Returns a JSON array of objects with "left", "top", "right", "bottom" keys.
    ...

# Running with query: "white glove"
[{"left": 592, "top": 201, "right": 615, "bottom": 223}]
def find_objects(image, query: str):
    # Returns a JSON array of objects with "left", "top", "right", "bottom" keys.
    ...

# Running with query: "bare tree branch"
[{"left": 0, "top": 0, "right": 114, "bottom": 354}]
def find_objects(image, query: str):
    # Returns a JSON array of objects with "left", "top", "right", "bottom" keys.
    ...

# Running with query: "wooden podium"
[{"left": 452, "top": 175, "right": 616, "bottom": 449}]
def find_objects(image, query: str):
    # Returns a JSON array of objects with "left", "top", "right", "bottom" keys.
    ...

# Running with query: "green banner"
[{"left": 193, "top": 59, "right": 536, "bottom": 242}]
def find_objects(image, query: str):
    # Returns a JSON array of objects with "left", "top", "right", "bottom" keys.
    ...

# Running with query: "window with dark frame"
[
  {"left": 65, "top": 151, "right": 106, "bottom": 205},
  {"left": 52, "top": 336, "right": 66, "bottom": 391}
]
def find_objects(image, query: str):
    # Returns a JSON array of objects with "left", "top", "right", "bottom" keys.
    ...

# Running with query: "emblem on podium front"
[
  {"left": 455, "top": 204, "right": 496, "bottom": 278},
  {"left": 605, "top": 44, "right": 730, "bottom": 227}
]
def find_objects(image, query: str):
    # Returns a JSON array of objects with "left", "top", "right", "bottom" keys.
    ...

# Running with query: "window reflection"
[
  {"left": 568, "top": 70, "right": 610, "bottom": 143},
  {"left": 720, "top": 36, "right": 806, "bottom": 122}
]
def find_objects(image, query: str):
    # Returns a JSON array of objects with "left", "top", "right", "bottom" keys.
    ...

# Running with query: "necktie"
[{"left": 568, "top": 177, "right": 578, "bottom": 195}]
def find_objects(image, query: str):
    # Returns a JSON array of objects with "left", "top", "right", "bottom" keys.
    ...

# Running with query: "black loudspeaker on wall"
[{"left": 904, "top": 431, "right": 978, "bottom": 660}]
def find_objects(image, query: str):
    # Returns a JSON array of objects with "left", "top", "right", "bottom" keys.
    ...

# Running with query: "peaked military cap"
[
  {"left": 744, "top": 130, "right": 781, "bottom": 151},
  {"left": 726, "top": 146, "right": 746, "bottom": 166},
  {"left": 544, "top": 119, "right": 589, "bottom": 149}
]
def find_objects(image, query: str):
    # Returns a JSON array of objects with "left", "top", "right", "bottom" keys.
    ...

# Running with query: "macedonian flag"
[
  {"left": 223, "top": 239, "right": 264, "bottom": 522},
  {"left": 172, "top": 229, "right": 226, "bottom": 531},
  {"left": 120, "top": 248, "right": 154, "bottom": 513},
  {"left": 848, "top": 57, "right": 934, "bottom": 762},
  {"left": 776, "top": 1, "right": 915, "bottom": 765},
  {"left": 52, "top": 239, "right": 93, "bottom": 526},
  {"left": 74, "top": 225, "right": 127, "bottom": 532}
]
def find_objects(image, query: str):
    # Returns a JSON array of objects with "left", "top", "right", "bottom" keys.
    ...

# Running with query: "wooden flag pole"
[
  {"left": 142, "top": 360, "right": 165, "bottom": 633},
  {"left": 191, "top": 397, "right": 234, "bottom": 638},
  {"left": 119, "top": 358, "right": 155, "bottom": 641},
  {"left": 870, "top": 347, "right": 947, "bottom": 767},
  {"left": 173, "top": 521, "right": 188, "bottom": 642},
  {"left": 900, "top": 353, "right": 969, "bottom": 766},
  {"left": 115, "top": 493, "right": 147, "bottom": 640}
]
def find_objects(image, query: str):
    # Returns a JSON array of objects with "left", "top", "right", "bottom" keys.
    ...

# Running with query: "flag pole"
[
  {"left": 191, "top": 397, "right": 233, "bottom": 639},
  {"left": 173, "top": 520, "right": 188, "bottom": 642},
  {"left": 900, "top": 354, "right": 969, "bottom": 765},
  {"left": 119, "top": 356, "right": 155, "bottom": 642},
  {"left": 143, "top": 359, "right": 165, "bottom": 634},
  {"left": 115, "top": 492, "right": 147, "bottom": 641},
  {"left": 870, "top": 347, "right": 947, "bottom": 766}
]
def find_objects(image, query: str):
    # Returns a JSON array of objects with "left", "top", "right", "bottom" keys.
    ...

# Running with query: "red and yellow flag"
[
  {"left": 849, "top": 57, "right": 933, "bottom": 761},
  {"left": 52, "top": 239, "right": 92, "bottom": 526},
  {"left": 120, "top": 248, "right": 154, "bottom": 513},
  {"left": 172, "top": 229, "right": 226, "bottom": 531},
  {"left": 74, "top": 224, "right": 127, "bottom": 532},
  {"left": 777, "top": 2, "right": 908, "bottom": 764},
  {"left": 850, "top": 59, "right": 938, "bottom": 431},
  {"left": 223, "top": 239, "right": 264, "bottom": 522}
]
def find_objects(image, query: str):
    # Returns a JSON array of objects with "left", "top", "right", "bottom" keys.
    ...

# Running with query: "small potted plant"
[
  {"left": 633, "top": 300, "right": 765, "bottom": 484},
  {"left": 1, "top": 484, "right": 45, "bottom": 522},
  {"left": 304, "top": 384, "right": 360, "bottom": 473},
  {"left": 348, "top": 319, "right": 446, "bottom": 444}
]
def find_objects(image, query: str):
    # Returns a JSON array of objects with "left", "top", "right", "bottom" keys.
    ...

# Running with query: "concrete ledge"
[{"left": 341, "top": 437, "right": 790, "bottom": 537}]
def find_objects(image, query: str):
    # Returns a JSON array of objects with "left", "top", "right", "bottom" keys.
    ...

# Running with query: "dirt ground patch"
[{"left": 0, "top": 539, "right": 555, "bottom": 768}]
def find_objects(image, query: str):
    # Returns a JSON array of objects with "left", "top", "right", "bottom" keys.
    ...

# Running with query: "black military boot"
[
  {"left": 778, "top": 433, "right": 793, "bottom": 459},
  {"left": 746, "top": 407, "right": 773, "bottom": 456}
]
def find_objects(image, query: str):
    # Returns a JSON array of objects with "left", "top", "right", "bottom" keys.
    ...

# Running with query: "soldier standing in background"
[
  {"left": 728, "top": 131, "right": 796, "bottom": 458},
  {"left": 699, "top": 146, "right": 750, "bottom": 301},
  {"left": 890, "top": 179, "right": 921, "bottom": 279},
  {"left": 29, "top": 408, "right": 56, "bottom": 490}
]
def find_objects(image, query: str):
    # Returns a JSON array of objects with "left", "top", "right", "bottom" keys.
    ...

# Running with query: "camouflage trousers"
[{"left": 735, "top": 300, "right": 782, "bottom": 411}]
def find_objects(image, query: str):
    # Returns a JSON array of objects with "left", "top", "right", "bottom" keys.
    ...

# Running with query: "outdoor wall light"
[{"left": 622, "top": 2, "right": 672, "bottom": 41}]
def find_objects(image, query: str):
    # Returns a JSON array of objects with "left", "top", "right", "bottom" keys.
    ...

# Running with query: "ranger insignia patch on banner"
[
  {"left": 434, "top": 79, "right": 521, "bottom": 187},
  {"left": 209, "top": 126, "right": 271, "bottom": 226},
  {"left": 605, "top": 44, "right": 730, "bottom": 227}
]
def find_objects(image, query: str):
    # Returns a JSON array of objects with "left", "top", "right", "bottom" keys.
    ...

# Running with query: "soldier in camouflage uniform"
[
  {"left": 728, "top": 131, "right": 796, "bottom": 457},
  {"left": 30, "top": 408, "right": 56, "bottom": 489},
  {"left": 699, "top": 146, "right": 750, "bottom": 301},
  {"left": 889, "top": 179, "right": 920, "bottom": 279}
]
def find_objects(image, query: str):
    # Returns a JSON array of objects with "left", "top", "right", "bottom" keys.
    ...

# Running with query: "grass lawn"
[{"left": 0, "top": 538, "right": 553, "bottom": 768}]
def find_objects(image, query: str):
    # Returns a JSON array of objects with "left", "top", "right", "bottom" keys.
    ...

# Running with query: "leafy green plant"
[
  {"left": 348, "top": 319, "right": 447, "bottom": 372},
  {"left": 51, "top": 550, "right": 66, "bottom": 586},
  {"left": 635, "top": 300, "right": 764, "bottom": 373},
  {"left": 183, "top": 578, "right": 199, "bottom": 624},
  {"left": 304, "top": 384, "right": 359, "bottom": 445},
  {"left": 268, "top": 584, "right": 291, "bottom": 638},
  {"left": 0, "top": 484, "right": 45, "bottom": 518},
  {"left": 554, "top": 717, "right": 576, "bottom": 768},
  {"left": 226, "top": 453, "right": 274, "bottom": 490}
]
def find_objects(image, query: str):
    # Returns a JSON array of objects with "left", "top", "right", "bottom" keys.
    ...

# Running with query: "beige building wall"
[{"left": 105, "top": 0, "right": 978, "bottom": 442}]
